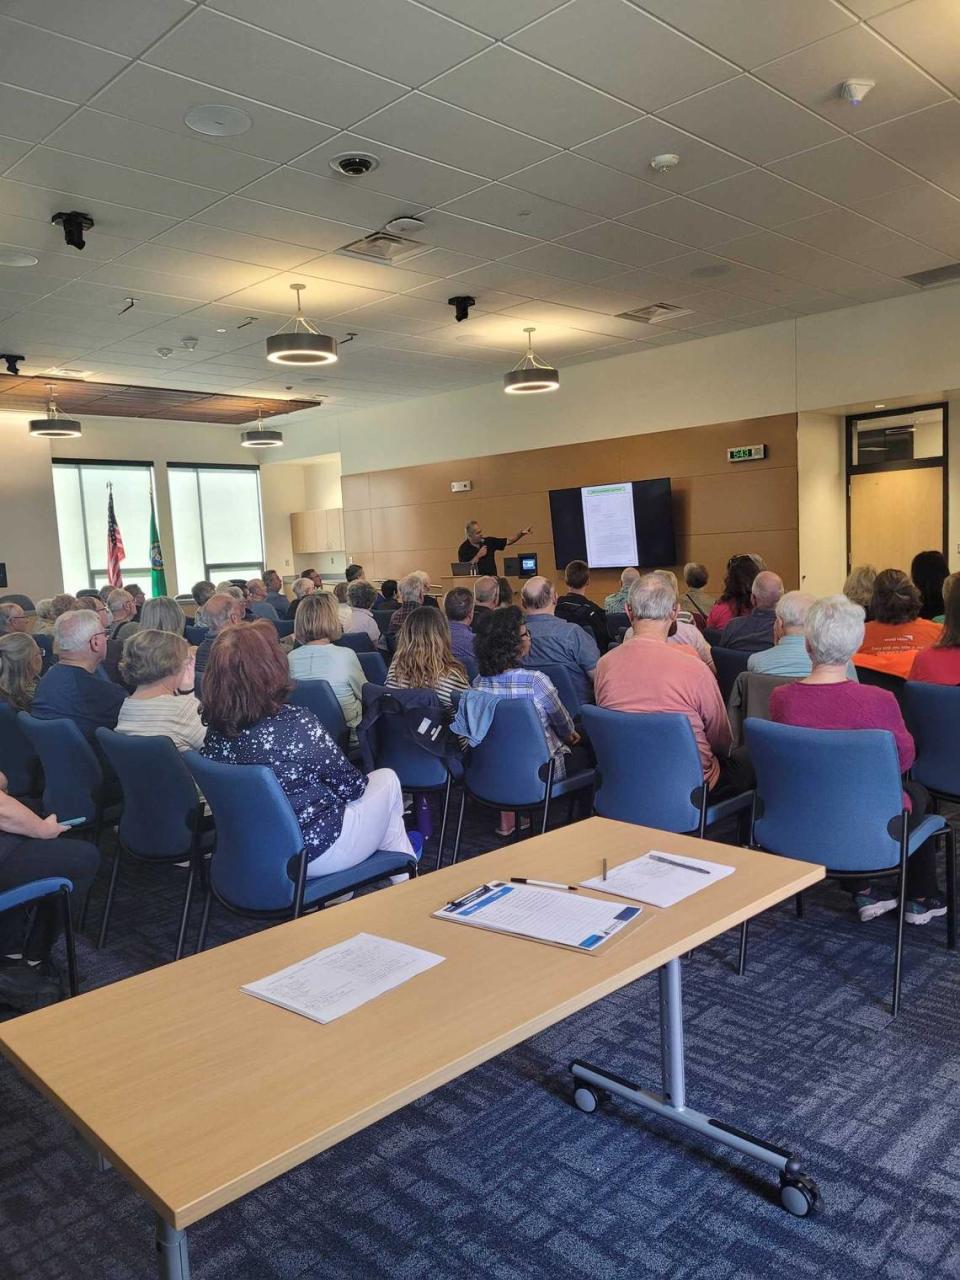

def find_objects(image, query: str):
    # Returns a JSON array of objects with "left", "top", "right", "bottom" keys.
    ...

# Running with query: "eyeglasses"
[{"left": 519, "top": 629, "right": 530, "bottom": 639}]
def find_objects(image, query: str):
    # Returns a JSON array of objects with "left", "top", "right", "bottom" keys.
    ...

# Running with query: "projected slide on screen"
[{"left": 549, "top": 477, "right": 675, "bottom": 570}]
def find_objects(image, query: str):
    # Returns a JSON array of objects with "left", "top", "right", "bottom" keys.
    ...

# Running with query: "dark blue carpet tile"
[{"left": 2, "top": 799, "right": 960, "bottom": 1280}]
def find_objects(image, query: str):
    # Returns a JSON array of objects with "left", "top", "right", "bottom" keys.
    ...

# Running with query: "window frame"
[
  {"left": 167, "top": 462, "right": 266, "bottom": 583},
  {"left": 52, "top": 458, "right": 158, "bottom": 590}
]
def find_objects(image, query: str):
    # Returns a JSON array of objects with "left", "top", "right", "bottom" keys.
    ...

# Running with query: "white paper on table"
[
  {"left": 580, "top": 852, "right": 734, "bottom": 909},
  {"left": 434, "top": 881, "right": 642, "bottom": 952},
  {"left": 242, "top": 932, "right": 444, "bottom": 1024}
]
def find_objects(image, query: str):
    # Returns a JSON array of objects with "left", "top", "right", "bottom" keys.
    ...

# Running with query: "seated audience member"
[
  {"left": 632, "top": 571, "right": 717, "bottom": 674},
  {"left": 386, "top": 606, "right": 469, "bottom": 711},
  {"left": 345, "top": 563, "right": 364, "bottom": 583},
  {"left": 128, "top": 584, "right": 146, "bottom": 620},
  {"left": 73, "top": 597, "right": 125, "bottom": 685},
  {"left": 202, "top": 622, "right": 414, "bottom": 875},
  {"left": 107, "top": 588, "right": 138, "bottom": 642},
  {"left": 603, "top": 567, "right": 640, "bottom": 614},
  {"left": 909, "top": 574, "right": 960, "bottom": 685},
  {"left": 288, "top": 594, "right": 365, "bottom": 738},
  {"left": 706, "top": 555, "right": 756, "bottom": 631},
  {"left": 595, "top": 574, "right": 752, "bottom": 800},
  {"left": 0, "top": 633, "right": 42, "bottom": 711},
  {"left": 389, "top": 573, "right": 426, "bottom": 632},
  {"left": 770, "top": 595, "right": 945, "bottom": 924},
  {"left": 333, "top": 582, "right": 349, "bottom": 606},
  {"left": 413, "top": 569, "right": 440, "bottom": 609},
  {"left": 748, "top": 591, "right": 858, "bottom": 680},
  {"left": 194, "top": 593, "right": 245, "bottom": 687},
  {"left": 192, "top": 580, "right": 215, "bottom": 612},
  {"left": 116, "top": 630, "right": 205, "bottom": 752},
  {"left": 344, "top": 581, "right": 381, "bottom": 643},
  {"left": 300, "top": 569, "right": 322, "bottom": 589},
  {"left": 496, "top": 576, "right": 514, "bottom": 607},
  {"left": 471, "top": 576, "right": 499, "bottom": 629},
  {"left": 378, "top": 580, "right": 400, "bottom": 613},
  {"left": 932, "top": 570, "right": 959, "bottom": 625},
  {"left": 50, "top": 593, "right": 79, "bottom": 621},
  {"left": 32, "top": 609, "right": 126, "bottom": 740},
  {"left": 214, "top": 583, "right": 252, "bottom": 622},
  {"left": 719, "top": 571, "right": 784, "bottom": 652},
  {"left": 911, "top": 549, "right": 950, "bottom": 622},
  {"left": 288, "top": 575, "right": 316, "bottom": 620},
  {"left": 521, "top": 576, "right": 600, "bottom": 705},
  {"left": 0, "top": 783, "right": 99, "bottom": 1010},
  {"left": 555, "top": 560, "right": 608, "bottom": 651},
  {"left": 32, "top": 599, "right": 55, "bottom": 635},
  {"left": 443, "top": 587, "right": 476, "bottom": 665},
  {"left": 139, "top": 596, "right": 186, "bottom": 635},
  {"left": 843, "top": 564, "right": 877, "bottom": 618},
  {"left": 98, "top": 585, "right": 113, "bottom": 605},
  {"left": 0, "top": 603, "right": 30, "bottom": 637},
  {"left": 681, "top": 562, "right": 715, "bottom": 622},
  {"left": 245, "top": 578, "right": 279, "bottom": 622},
  {"left": 263, "top": 570, "right": 288, "bottom": 616},
  {"left": 855, "top": 568, "right": 941, "bottom": 679}
]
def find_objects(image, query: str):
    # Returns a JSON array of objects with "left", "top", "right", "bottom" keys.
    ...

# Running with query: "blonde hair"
[
  {"left": 139, "top": 596, "right": 185, "bottom": 635},
  {"left": 0, "top": 633, "right": 40, "bottom": 711},
  {"left": 294, "top": 592, "right": 342, "bottom": 645},
  {"left": 120, "top": 629, "right": 189, "bottom": 688},
  {"left": 389, "top": 607, "right": 465, "bottom": 689},
  {"left": 843, "top": 564, "right": 877, "bottom": 612}
]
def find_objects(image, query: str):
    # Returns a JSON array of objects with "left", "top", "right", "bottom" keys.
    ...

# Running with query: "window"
[
  {"left": 52, "top": 461, "right": 156, "bottom": 594},
  {"left": 168, "top": 465, "right": 265, "bottom": 589}
]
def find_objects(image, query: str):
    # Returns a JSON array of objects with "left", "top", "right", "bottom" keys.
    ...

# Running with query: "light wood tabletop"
[{"left": 0, "top": 818, "right": 823, "bottom": 1231}]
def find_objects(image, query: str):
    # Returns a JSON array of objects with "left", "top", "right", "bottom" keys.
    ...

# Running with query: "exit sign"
[{"left": 727, "top": 444, "right": 766, "bottom": 463}]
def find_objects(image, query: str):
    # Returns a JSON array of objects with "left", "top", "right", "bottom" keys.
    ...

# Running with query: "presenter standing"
[{"left": 457, "top": 520, "right": 532, "bottom": 576}]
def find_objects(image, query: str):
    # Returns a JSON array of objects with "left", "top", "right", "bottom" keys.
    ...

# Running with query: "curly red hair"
[{"left": 201, "top": 620, "right": 291, "bottom": 737}]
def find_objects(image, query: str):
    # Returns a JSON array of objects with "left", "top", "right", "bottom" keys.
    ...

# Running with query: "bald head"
[
  {"left": 205, "top": 592, "right": 244, "bottom": 635},
  {"left": 621, "top": 567, "right": 640, "bottom": 588},
  {"left": 521, "top": 576, "right": 555, "bottom": 613},
  {"left": 752, "top": 571, "right": 784, "bottom": 611}
]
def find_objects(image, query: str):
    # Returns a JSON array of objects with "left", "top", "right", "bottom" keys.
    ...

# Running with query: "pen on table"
[
  {"left": 510, "top": 877, "right": 579, "bottom": 892},
  {"left": 447, "top": 883, "right": 494, "bottom": 910},
  {"left": 649, "top": 853, "right": 711, "bottom": 876}
]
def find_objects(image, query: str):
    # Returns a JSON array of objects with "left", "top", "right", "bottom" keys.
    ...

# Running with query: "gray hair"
[
  {"left": 204, "top": 593, "right": 240, "bottom": 635},
  {"left": 215, "top": 583, "right": 244, "bottom": 601},
  {"left": 621, "top": 567, "right": 640, "bottom": 587},
  {"left": 752, "top": 571, "right": 784, "bottom": 610},
  {"left": 805, "top": 595, "right": 865, "bottom": 667},
  {"left": 0, "top": 603, "right": 24, "bottom": 633},
  {"left": 139, "top": 596, "right": 185, "bottom": 635},
  {"left": 776, "top": 590, "right": 815, "bottom": 632},
  {"left": 684, "top": 562, "right": 708, "bottom": 589},
  {"left": 35, "top": 598, "right": 54, "bottom": 621},
  {"left": 398, "top": 573, "right": 425, "bottom": 605},
  {"left": 521, "top": 575, "right": 554, "bottom": 611},
  {"left": 347, "top": 580, "right": 376, "bottom": 610},
  {"left": 107, "top": 588, "right": 133, "bottom": 617},
  {"left": 627, "top": 572, "right": 677, "bottom": 621},
  {"left": 474, "top": 575, "right": 499, "bottom": 606},
  {"left": 120, "top": 628, "right": 188, "bottom": 688},
  {"left": 465, "top": 520, "right": 480, "bottom": 536},
  {"left": 55, "top": 608, "right": 102, "bottom": 653},
  {"left": 292, "top": 577, "right": 314, "bottom": 600},
  {"left": 192, "top": 580, "right": 215, "bottom": 607}
]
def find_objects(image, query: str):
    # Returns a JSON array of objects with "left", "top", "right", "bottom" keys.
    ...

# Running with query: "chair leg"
[
  {"left": 174, "top": 860, "right": 197, "bottom": 962},
  {"left": 892, "top": 840, "right": 909, "bottom": 1018},
  {"left": 737, "top": 919, "right": 749, "bottom": 976},
  {"left": 946, "top": 824, "right": 957, "bottom": 952},
  {"left": 541, "top": 760, "right": 555, "bottom": 835},
  {"left": 795, "top": 892, "right": 805, "bottom": 919},
  {"left": 60, "top": 887, "right": 78, "bottom": 999},
  {"left": 435, "top": 775, "right": 452, "bottom": 871},
  {"left": 451, "top": 789, "right": 467, "bottom": 865},
  {"left": 195, "top": 887, "right": 212, "bottom": 954},
  {"left": 96, "top": 848, "right": 122, "bottom": 950},
  {"left": 512, "top": 812, "right": 522, "bottom": 844}
]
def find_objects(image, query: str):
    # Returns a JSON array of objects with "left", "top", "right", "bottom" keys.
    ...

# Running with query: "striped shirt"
[
  {"left": 472, "top": 667, "right": 574, "bottom": 777},
  {"left": 115, "top": 693, "right": 206, "bottom": 752}
]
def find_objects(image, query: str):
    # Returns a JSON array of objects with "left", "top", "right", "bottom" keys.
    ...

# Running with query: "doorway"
[{"left": 846, "top": 403, "right": 948, "bottom": 574}]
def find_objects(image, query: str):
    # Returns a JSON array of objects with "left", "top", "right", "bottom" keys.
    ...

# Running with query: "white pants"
[{"left": 306, "top": 768, "right": 414, "bottom": 877}]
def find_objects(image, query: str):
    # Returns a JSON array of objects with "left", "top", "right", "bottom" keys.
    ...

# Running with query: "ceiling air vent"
[
  {"left": 902, "top": 262, "right": 960, "bottom": 288},
  {"left": 337, "top": 231, "right": 424, "bottom": 264},
  {"left": 615, "top": 302, "right": 693, "bottom": 324}
]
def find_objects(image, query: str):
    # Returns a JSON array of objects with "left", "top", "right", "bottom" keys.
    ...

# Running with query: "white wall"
[
  {"left": 0, "top": 412, "right": 64, "bottom": 599},
  {"left": 797, "top": 412, "right": 847, "bottom": 596}
]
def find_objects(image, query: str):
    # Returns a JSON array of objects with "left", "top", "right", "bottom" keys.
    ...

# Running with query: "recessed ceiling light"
[
  {"left": 329, "top": 153, "right": 380, "bottom": 177},
  {"left": 184, "top": 104, "right": 252, "bottom": 137},
  {"left": 0, "top": 248, "right": 39, "bottom": 267},
  {"left": 216, "top": 327, "right": 227, "bottom": 334}
]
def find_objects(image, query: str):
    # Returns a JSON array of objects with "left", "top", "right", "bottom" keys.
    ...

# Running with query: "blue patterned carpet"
[{"left": 2, "top": 803, "right": 960, "bottom": 1280}]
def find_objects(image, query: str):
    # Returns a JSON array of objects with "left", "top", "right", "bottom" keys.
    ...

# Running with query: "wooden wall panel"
[
  {"left": 340, "top": 473, "right": 370, "bottom": 512},
  {"left": 342, "top": 508, "right": 373, "bottom": 559}
]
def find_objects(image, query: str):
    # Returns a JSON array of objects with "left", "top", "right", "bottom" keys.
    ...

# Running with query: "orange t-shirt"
[{"left": 854, "top": 618, "right": 943, "bottom": 679}]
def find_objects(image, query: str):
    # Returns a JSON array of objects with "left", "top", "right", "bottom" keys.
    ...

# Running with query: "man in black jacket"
[{"left": 555, "top": 560, "right": 608, "bottom": 652}]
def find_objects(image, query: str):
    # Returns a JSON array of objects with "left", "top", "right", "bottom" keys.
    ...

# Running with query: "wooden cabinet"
[{"left": 290, "top": 508, "right": 344, "bottom": 553}]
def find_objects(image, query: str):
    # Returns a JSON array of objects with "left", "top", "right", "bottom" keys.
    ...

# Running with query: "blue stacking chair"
[
  {"left": 358, "top": 651, "right": 388, "bottom": 684},
  {"left": 32, "top": 632, "right": 56, "bottom": 673},
  {"left": 606, "top": 612, "right": 629, "bottom": 645},
  {"left": 183, "top": 753, "right": 419, "bottom": 950},
  {"left": 288, "top": 680, "right": 350, "bottom": 753},
  {"left": 450, "top": 698, "right": 596, "bottom": 863},
  {"left": 0, "top": 878, "right": 78, "bottom": 997},
  {"left": 711, "top": 647, "right": 751, "bottom": 704},
  {"left": 95, "top": 730, "right": 212, "bottom": 958},
  {"left": 904, "top": 682, "right": 960, "bottom": 805},
  {"left": 0, "top": 702, "right": 41, "bottom": 799},
  {"left": 17, "top": 714, "right": 109, "bottom": 838},
  {"left": 524, "top": 661, "right": 583, "bottom": 719},
  {"left": 272, "top": 618, "right": 295, "bottom": 640},
  {"left": 580, "top": 707, "right": 753, "bottom": 838},
  {"left": 744, "top": 719, "right": 954, "bottom": 1016},
  {"left": 336, "top": 632, "right": 376, "bottom": 654}
]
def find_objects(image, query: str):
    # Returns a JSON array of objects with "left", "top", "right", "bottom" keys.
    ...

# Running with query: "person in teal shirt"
[{"left": 749, "top": 591, "right": 858, "bottom": 681}]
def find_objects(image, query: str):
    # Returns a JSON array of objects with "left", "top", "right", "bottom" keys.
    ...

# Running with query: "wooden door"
[{"left": 849, "top": 467, "right": 943, "bottom": 570}]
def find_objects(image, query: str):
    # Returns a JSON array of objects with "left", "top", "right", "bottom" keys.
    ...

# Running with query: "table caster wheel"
[
  {"left": 779, "top": 1172, "right": 820, "bottom": 1217},
  {"left": 573, "top": 1083, "right": 604, "bottom": 1114}
]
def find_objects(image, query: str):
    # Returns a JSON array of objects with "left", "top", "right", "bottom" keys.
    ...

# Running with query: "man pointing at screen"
[{"left": 457, "top": 520, "right": 532, "bottom": 576}]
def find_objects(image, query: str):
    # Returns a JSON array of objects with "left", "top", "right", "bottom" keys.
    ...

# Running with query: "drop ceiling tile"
[
  {"left": 359, "top": 93, "right": 556, "bottom": 179},
  {"left": 498, "top": 242, "right": 620, "bottom": 282},
  {"left": 838, "top": 238, "right": 953, "bottom": 278},
  {"left": 533, "top": 280, "right": 660, "bottom": 311},
  {"left": 144, "top": 9, "right": 406, "bottom": 127},
  {"left": 779, "top": 207, "right": 900, "bottom": 256},
  {"left": 660, "top": 76, "right": 843, "bottom": 165},
  {"left": 5, "top": 149, "right": 221, "bottom": 219},
  {"left": 637, "top": 0, "right": 855, "bottom": 69},
  {"left": 0, "top": 17, "right": 127, "bottom": 103},
  {"left": 853, "top": 185, "right": 960, "bottom": 257},
  {"left": 291, "top": 133, "right": 485, "bottom": 205},
  {"left": 439, "top": 184, "right": 599, "bottom": 239},
  {"left": 212, "top": 273, "right": 390, "bottom": 316},
  {"left": 843, "top": 0, "right": 908, "bottom": 14},
  {"left": 860, "top": 102, "right": 960, "bottom": 197},
  {"left": 618, "top": 196, "right": 754, "bottom": 247},
  {"left": 557, "top": 221, "right": 688, "bottom": 269},
  {"left": 240, "top": 167, "right": 425, "bottom": 231},
  {"left": 0, "top": 247, "right": 100, "bottom": 283},
  {"left": 498, "top": 299, "right": 654, "bottom": 338},
  {"left": 153, "top": 224, "right": 316, "bottom": 270},
  {"left": 108, "top": 245, "right": 279, "bottom": 292},
  {"left": 404, "top": 279, "right": 530, "bottom": 309},
  {"left": 402, "top": 247, "right": 483, "bottom": 276},
  {"left": 44, "top": 110, "right": 274, "bottom": 193},
  {"left": 413, "top": 210, "right": 538, "bottom": 258},
  {"left": 839, "top": 279, "right": 921, "bottom": 304},
  {"left": 508, "top": 0, "right": 737, "bottom": 110},
  {"left": 209, "top": 0, "right": 489, "bottom": 85},
  {"left": 502, "top": 154, "right": 665, "bottom": 219},
  {"left": 295, "top": 255, "right": 438, "bottom": 293},
  {"left": 79, "top": 263, "right": 227, "bottom": 303},
  {"left": 445, "top": 260, "right": 568, "bottom": 295},
  {"left": 755, "top": 24, "right": 947, "bottom": 131},
  {"left": 92, "top": 65, "right": 334, "bottom": 163},
  {"left": 769, "top": 137, "right": 920, "bottom": 204},
  {"left": 576, "top": 118, "right": 750, "bottom": 192},
  {"left": 659, "top": 287, "right": 769, "bottom": 318},
  {"left": 870, "top": 0, "right": 960, "bottom": 97},
  {"left": 691, "top": 168, "right": 834, "bottom": 227},
  {"left": 425, "top": 45, "right": 640, "bottom": 149},
  {"left": 0, "top": 268, "right": 82, "bottom": 299},
  {"left": 415, "top": 0, "right": 570, "bottom": 39},
  {"left": 0, "top": 138, "right": 33, "bottom": 171},
  {"left": 2, "top": 0, "right": 193, "bottom": 57},
  {"left": 713, "top": 230, "right": 894, "bottom": 294},
  {"left": 0, "top": 85, "right": 77, "bottom": 145},
  {"left": 194, "top": 197, "right": 367, "bottom": 252}
]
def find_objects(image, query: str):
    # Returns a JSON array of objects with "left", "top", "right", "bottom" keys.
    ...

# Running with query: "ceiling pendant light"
[
  {"left": 503, "top": 327, "right": 559, "bottom": 394},
  {"left": 241, "top": 407, "right": 284, "bottom": 449},
  {"left": 265, "top": 283, "right": 337, "bottom": 366},
  {"left": 29, "top": 384, "right": 82, "bottom": 438}
]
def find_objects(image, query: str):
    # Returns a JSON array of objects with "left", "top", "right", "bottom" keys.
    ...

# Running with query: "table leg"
[
  {"left": 156, "top": 1217, "right": 191, "bottom": 1280},
  {"left": 569, "top": 957, "right": 821, "bottom": 1217}
]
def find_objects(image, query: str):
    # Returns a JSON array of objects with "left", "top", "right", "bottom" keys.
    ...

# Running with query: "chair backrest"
[
  {"left": 745, "top": 719, "right": 906, "bottom": 872},
  {"left": 580, "top": 706, "right": 706, "bottom": 832},
  {"left": 184, "top": 624, "right": 206, "bottom": 646},
  {"left": 606, "top": 612, "right": 629, "bottom": 642},
  {"left": 335, "top": 631, "right": 375, "bottom": 654},
  {"left": 523, "top": 660, "right": 582, "bottom": 718},
  {"left": 903, "top": 681, "right": 960, "bottom": 798},
  {"left": 0, "top": 701, "right": 40, "bottom": 797},
  {"left": 358, "top": 651, "right": 388, "bottom": 684},
  {"left": 464, "top": 698, "right": 553, "bottom": 809},
  {"left": 0, "top": 593, "right": 34, "bottom": 610},
  {"left": 385, "top": 631, "right": 399, "bottom": 657},
  {"left": 272, "top": 618, "right": 295, "bottom": 639},
  {"left": 95, "top": 729, "right": 200, "bottom": 859},
  {"left": 373, "top": 609, "right": 394, "bottom": 633},
  {"left": 287, "top": 680, "right": 349, "bottom": 752},
  {"left": 358, "top": 683, "right": 449, "bottom": 789},
  {"left": 462, "top": 654, "right": 478, "bottom": 683},
  {"left": 17, "top": 713, "right": 103, "bottom": 821},
  {"left": 703, "top": 626, "right": 722, "bottom": 646},
  {"left": 856, "top": 664, "right": 906, "bottom": 705},
  {"left": 727, "top": 670, "right": 799, "bottom": 748},
  {"left": 32, "top": 632, "right": 56, "bottom": 674},
  {"left": 183, "top": 753, "right": 305, "bottom": 911},
  {"left": 711, "top": 646, "right": 751, "bottom": 703}
]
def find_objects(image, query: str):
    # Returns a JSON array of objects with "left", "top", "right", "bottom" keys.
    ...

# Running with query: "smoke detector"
[
  {"left": 650, "top": 153, "right": 680, "bottom": 174},
  {"left": 184, "top": 104, "right": 252, "bottom": 136},
  {"left": 384, "top": 216, "right": 425, "bottom": 235},
  {"left": 839, "top": 79, "right": 875, "bottom": 106},
  {"left": 156, "top": 346, "right": 174, "bottom": 359}
]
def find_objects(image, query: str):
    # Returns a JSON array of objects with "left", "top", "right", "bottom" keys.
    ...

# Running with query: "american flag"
[{"left": 106, "top": 483, "right": 125, "bottom": 588}]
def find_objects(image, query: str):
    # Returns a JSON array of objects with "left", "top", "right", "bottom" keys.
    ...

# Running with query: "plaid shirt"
[
  {"left": 473, "top": 667, "right": 574, "bottom": 777},
  {"left": 389, "top": 601, "right": 421, "bottom": 632}
]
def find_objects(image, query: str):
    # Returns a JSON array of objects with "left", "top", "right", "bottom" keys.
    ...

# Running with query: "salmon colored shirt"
[
  {"left": 594, "top": 635, "right": 732, "bottom": 787},
  {"left": 854, "top": 618, "right": 942, "bottom": 679}
]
